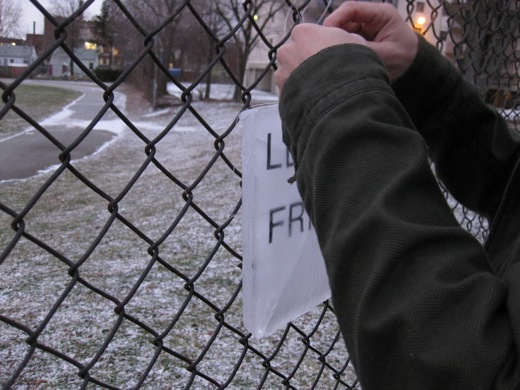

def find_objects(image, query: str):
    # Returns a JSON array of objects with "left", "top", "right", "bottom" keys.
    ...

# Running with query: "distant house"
[
  {"left": 0, "top": 44, "right": 37, "bottom": 67},
  {"left": 48, "top": 46, "right": 99, "bottom": 78},
  {"left": 0, "top": 44, "right": 38, "bottom": 77},
  {"left": 26, "top": 16, "right": 101, "bottom": 79}
]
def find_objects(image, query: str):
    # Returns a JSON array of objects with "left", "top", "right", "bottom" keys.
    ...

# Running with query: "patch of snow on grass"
[{"left": 0, "top": 91, "right": 357, "bottom": 389}]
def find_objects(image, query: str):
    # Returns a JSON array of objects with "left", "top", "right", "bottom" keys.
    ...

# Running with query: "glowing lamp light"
[
  {"left": 84, "top": 41, "right": 97, "bottom": 50},
  {"left": 253, "top": 14, "right": 259, "bottom": 21},
  {"left": 417, "top": 16, "right": 426, "bottom": 26}
]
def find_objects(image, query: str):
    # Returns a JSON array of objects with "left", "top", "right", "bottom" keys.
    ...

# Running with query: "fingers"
[
  {"left": 323, "top": 2, "right": 418, "bottom": 81},
  {"left": 275, "top": 24, "right": 368, "bottom": 91},
  {"left": 324, "top": 2, "right": 399, "bottom": 40}
]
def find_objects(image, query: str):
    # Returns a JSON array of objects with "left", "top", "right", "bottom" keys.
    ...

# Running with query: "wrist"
[{"left": 392, "top": 35, "right": 453, "bottom": 125}]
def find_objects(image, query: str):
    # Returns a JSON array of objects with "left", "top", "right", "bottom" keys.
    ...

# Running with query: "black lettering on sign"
[
  {"left": 269, "top": 206, "right": 285, "bottom": 244},
  {"left": 267, "top": 133, "right": 282, "bottom": 170},
  {"left": 267, "top": 133, "right": 295, "bottom": 170},
  {"left": 269, "top": 202, "right": 313, "bottom": 244},
  {"left": 289, "top": 202, "right": 304, "bottom": 237}
]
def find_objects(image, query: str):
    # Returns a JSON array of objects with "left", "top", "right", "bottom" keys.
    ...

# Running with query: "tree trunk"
[{"left": 233, "top": 50, "right": 247, "bottom": 102}]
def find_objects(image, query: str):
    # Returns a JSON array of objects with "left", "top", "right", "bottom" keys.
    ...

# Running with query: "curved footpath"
[{"left": 0, "top": 80, "right": 125, "bottom": 184}]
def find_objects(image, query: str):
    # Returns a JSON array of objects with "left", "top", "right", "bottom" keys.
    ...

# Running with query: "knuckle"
[
  {"left": 380, "top": 2, "right": 397, "bottom": 13},
  {"left": 276, "top": 45, "right": 289, "bottom": 62},
  {"left": 292, "top": 23, "right": 313, "bottom": 37}
]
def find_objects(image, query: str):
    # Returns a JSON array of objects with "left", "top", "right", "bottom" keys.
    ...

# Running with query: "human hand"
[
  {"left": 324, "top": 2, "right": 418, "bottom": 82},
  {"left": 274, "top": 23, "right": 367, "bottom": 90}
]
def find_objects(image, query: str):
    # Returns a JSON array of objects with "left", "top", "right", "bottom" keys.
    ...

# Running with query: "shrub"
[{"left": 94, "top": 68, "right": 124, "bottom": 82}]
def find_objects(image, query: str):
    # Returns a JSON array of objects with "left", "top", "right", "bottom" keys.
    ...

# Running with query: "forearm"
[
  {"left": 280, "top": 45, "right": 516, "bottom": 389},
  {"left": 393, "top": 36, "right": 520, "bottom": 220}
]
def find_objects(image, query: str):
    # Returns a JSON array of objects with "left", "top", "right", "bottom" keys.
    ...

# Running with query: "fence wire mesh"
[{"left": 0, "top": 0, "right": 519, "bottom": 388}]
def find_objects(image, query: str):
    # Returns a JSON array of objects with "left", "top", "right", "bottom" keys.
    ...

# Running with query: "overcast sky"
[{"left": 20, "top": 0, "right": 103, "bottom": 36}]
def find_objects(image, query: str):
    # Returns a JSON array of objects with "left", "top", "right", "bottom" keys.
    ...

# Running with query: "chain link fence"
[{"left": 1, "top": 0, "right": 518, "bottom": 388}]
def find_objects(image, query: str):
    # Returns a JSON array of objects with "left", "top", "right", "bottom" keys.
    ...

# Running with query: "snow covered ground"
[
  {"left": 0, "top": 82, "right": 355, "bottom": 389},
  {"left": 167, "top": 82, "right": 280, "bottom": 104}
]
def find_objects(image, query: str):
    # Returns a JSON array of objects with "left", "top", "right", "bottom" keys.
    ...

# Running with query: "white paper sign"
[{"left": 241, "top": 104, "right": 331, "bottom": 338}]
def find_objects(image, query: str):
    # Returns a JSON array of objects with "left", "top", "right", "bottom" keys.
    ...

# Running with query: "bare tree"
[
  {"left": 48, "top": 0, "right": 88, "bottom": 76},
  {"left": 92, "top": 0, "right": 113, "bottom": 46},
  {"left": 0, "top": 0, "right": 21, "bottom": 37},
  {"left": 92, "top": 0, "right": 128, "bottom": 69},
  {"left": 118, "top": 0, "right": 285, "bottom": 105},
  {"left": 122, "top": 0, "right": 184, "bottom": 102},
  {"left": 201, "top": 5, "right": 226, "bottom": 100},
  {"left": 179, "top": 0, "right": 230, "bottom": 100},
  {"left": 215, "top": 0, "right": 285, "bottom": 101},
  {"left": 49, "top": 0, "right": 85, "bottom": 17}
]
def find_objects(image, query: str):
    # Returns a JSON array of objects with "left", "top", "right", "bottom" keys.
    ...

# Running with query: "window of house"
[{"left": 416, "top": 2, "right": 425, "bottom": 12}]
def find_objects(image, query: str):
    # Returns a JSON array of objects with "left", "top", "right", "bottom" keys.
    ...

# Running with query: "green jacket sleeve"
[
  {"left": 392, "top": 36, "right": 520, "bottom": 221},
  {"left": 279, "top": 44, "right": 519, "bottom": 389}
]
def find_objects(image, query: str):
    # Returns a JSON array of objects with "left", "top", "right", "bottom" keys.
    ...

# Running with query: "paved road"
[{"left": 0, "top": 79, "right": 124, "bottom": 183}]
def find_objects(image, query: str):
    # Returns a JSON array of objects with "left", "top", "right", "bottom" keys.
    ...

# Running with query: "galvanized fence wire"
[{"left": 0, "top": 0, "right": 518, "bottom": 388}]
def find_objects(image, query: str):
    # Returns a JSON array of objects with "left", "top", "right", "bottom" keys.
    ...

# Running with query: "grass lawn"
[
  {"left": 0, "top": 84, "right": 82, "bottom": 138},
  {"left": 0, "top": 97, "right": 358, "bottom": 389}
]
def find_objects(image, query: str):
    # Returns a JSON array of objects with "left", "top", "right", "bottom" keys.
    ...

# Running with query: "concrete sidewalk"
[
  {"left": 0, "top": 127, "right": 115, "bottom": 181},
  {"left": 0, "top": 80, "right": 124, "bottom": 183}
]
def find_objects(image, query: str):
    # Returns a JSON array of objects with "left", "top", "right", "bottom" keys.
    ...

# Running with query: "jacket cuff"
[{"left": 392, "top": 35, "right": 457, "bottom": 128}]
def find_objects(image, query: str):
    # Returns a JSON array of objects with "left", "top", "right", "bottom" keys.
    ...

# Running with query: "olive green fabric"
[{"left": 279, "top": 37, "right": 520, "bottom": 389}]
